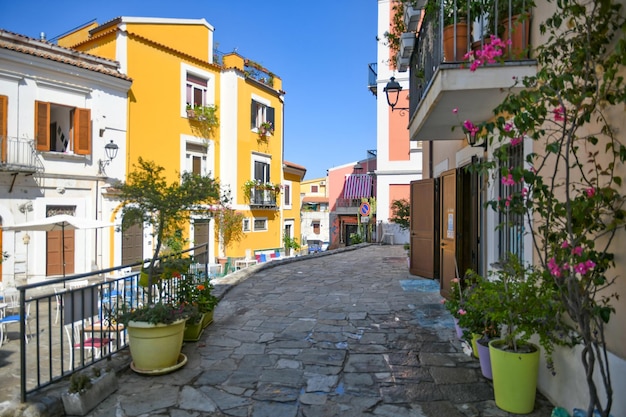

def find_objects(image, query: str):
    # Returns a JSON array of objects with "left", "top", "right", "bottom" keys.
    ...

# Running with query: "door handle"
[{"left": 441, "top": 242, "right": 447, "bottom": 247}]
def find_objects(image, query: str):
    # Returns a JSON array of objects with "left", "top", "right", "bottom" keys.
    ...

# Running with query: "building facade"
[
  {"left": 399, "top": 0, "right": 626, "bottom": 413},
  {"left": 0, "top": 30, "right": 131, "bottom": 285},
  {"left": 58, "top": 17, "right": 301, "bottom": 264},
  {"left": 300, "top": 177, "right": 329, "bottom": 252}
]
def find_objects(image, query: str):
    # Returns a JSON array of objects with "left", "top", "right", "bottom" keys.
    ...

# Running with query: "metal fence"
[{"left": 10, "top": 245, "right": 209, "bottom": 402}]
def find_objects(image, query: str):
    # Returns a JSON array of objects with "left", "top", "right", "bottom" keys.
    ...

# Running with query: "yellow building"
[{"left": 58, "top": 17, "right": 301, "bottom": 265}]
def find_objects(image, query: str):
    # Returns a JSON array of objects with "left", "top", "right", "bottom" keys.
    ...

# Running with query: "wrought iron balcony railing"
[
  {"left": 248, "top": 187, "right": 278, "bottom": 208},
  {"left": 0, "top": 136, "right": 44, "bottom": 173}
]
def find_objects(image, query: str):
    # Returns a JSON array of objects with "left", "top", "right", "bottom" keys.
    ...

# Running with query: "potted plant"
[
  {"left": 258, "top": 121, "right": 274, "bottom": 141},
  {"left": 283, "top": 234, "right": 301, "bottom": 257},
  {"left": 62, "top": 366, "right": 118, "bottom": 416},
  {"left": 177, "top": 275, "right": 219, "bottom": 341},
  {"left": 442, "top": 276, "right": 466, "bottom": 340},
  {"left": 117, "top": 157, "right": 221, "bottom": 373},
  {"left": 187, "top": 103, "right": 219, "bottom": 140}
]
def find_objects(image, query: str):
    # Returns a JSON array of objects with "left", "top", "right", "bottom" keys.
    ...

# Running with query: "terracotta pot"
[
  {"left": 502, "top": 14, "right": 530, "bottom": 59},
  {"left": 443, "top": 22, "right": 469, "bottom": 62}
]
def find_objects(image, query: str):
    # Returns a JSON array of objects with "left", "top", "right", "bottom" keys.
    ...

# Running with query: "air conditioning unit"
[{"left": 320, "top": 181, "right": 326, "bottom": 186}]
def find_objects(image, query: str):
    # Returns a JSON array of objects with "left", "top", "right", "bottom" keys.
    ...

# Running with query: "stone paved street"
[{"left": 3, "top": 245, "right": 555, "bottom": 416}]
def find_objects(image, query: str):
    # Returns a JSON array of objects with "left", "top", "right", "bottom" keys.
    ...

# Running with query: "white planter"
[
  {"left": 404, "top": 5, "right": 422, "bottom": 32},
  {"left": 400, "top": 32, "right": 416, "bottom": 58},
  {"left": 62, "top": 371, "right": 118, "bottom": 416}
]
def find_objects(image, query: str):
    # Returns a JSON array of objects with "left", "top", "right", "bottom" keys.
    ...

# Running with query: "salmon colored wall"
[
  {"left": 388, "top": 184, "right": 410, "bottom": 221},
  {"left": 328, "top": 165, "right": 357, "bottom": 211},
  {"left": 389, "top": 90, "right": 410, "bottom": 161}
]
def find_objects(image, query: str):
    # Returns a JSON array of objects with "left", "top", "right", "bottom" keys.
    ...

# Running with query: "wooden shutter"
[
  {"left": 0, "top": 95, "right": 7, "bottom": 162},
  {"left": 74, "top": 108, "right": 91, "bottom": 155},
  {"left": 267, "top": 106, "right": 275, "bottom": 127},
  {"left": 250, "top": 101, "right": 257, "bottom": 128},
  {"left": 35, "top": 101, "right": 50, "bottom": 151}
]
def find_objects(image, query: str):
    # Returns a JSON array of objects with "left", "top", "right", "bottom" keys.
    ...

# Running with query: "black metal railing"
[
  {"left": 11, "top": 244, "right": 209, "bottom": 402},
  {"left": 0, "top": 136, "right": 44, "bottom": 173},
  {"left": 248, "top": 187, "right": 278, "bottom": 208},
  {"left": 410, "top": 0, "right": 531, "bottom": 116},
  {"left": 367, "top": 62, "right": 378, "bottom": 95}
]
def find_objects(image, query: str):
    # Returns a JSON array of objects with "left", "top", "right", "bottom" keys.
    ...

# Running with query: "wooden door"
[
  {"left": 47, "top": 229, "right": 75, "bottom": 276},
  {"left": 122, "top": 220, "right": 143, "bottom": 266},
  {"left": 440, "top": 169, "right": 457, "bottom": 298},
  {"left": 193, "top": 220, "right": 210, "bottom": 264},
  {"left": 409, "top": 179, "right": 435, "bottom": 278}
]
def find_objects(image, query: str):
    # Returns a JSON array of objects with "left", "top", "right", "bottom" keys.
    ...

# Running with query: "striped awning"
[{"left": 343, "top": 174, "right": 373, "bottom": 199}]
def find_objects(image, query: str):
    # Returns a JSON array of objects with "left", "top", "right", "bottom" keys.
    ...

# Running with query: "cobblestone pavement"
[{"left": 2, "top": 244, "right": 555, "bottom": 416}]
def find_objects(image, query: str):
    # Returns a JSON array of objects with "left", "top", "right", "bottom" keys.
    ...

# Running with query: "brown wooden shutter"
[
  {"left": 0, "top": 95, "right": 7, "bottom": 162},
  {"left": 35, "top": 101, "right": 50, "bottom": 151},
  {"left": 74, "top": 108, "right": 91, "bottom": 155}
]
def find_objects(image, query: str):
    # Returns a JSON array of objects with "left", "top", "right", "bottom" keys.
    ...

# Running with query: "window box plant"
[
  {"left": 62, "top": 367, "right": 118, "bottom": 416},
  {"left": 257, "top": 121, "right": 274, "bottom": 143}
]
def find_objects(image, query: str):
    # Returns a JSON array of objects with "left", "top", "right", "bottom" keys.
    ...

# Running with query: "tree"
[
  {"left": 118, "top": 157, "right": 221, "bottom": 303},
  {"left": 389, "top": 199, "right": 410, "bottom": 230}
]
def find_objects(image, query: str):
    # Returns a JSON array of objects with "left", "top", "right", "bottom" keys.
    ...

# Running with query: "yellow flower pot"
[{"left": 127, "top": 318, "right": 186, "bottom": 373}]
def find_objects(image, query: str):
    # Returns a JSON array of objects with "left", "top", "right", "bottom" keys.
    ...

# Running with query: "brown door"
[
  {"left": 122, "top": 220, "right": 143, "bottom": 266},
  {"left": 46, "top": 229, "right": 75, "bottom": 276},
  {"left": 440, "top": 169, "right": 457, "bottom": 298},
  {"left": 409, "top": 179, "right": 435, "bottom": 278},
  {"left": 193, "top": 220, "right": 210, "bottom": 264}
]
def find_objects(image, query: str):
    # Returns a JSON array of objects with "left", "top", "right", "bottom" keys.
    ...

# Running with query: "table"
[
  {"left": 235, "top": 259, "right": 258, "bottom": 270},
  {"left": 83, "top": 322, "right": 126, "bottom": 351}
]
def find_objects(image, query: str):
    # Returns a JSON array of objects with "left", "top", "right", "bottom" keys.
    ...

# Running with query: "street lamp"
[
  {"left": 98, "top": 140, "right": 119, "bottom": 175},
  {"left": 465, "top": 130, "right": 487, "bottom": 150},
  {"left": 384, "top": 77, "right": 409, "bottom": 112}
]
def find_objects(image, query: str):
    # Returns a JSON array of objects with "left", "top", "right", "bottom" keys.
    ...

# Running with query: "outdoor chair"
[
  {"left": 64, "top": 318, "right": 113, "bottom": 370},
  {"left": 0, "top": 302, "right": 32, "bottom": 348}
]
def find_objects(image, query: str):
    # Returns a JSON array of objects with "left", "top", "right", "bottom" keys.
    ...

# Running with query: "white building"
[{"left": 0, "top": 30, "right": 131, "bottom": 285}]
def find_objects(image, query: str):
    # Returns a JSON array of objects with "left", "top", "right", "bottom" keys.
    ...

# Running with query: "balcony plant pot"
[
  {"left": 476, "top": 338, "right": 492, "bottom": 380},
  {"left": 183, "top": 314, "right": 205, "bottom": 342},
  {"left": 501, "top": 13, "right": 530, "bottom": 59},
  {"left": 62, "top": 370, "right": 118, "bottom": 416},
  {"left": 443, "top": 22, "right": 469, "bottom": 62},
  {"left": 489, "top": 339, "right": 540, "bottom": 414},
  {"left": 127, "top": 318, "right": 186, "bottom": 374},
  {"left": 470, "top": 333, "right": 481, "bottom": 358}
]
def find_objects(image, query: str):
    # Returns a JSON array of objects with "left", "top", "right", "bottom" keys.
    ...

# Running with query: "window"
[
  {"left": 243, "top": 218, "right": 250, "bottom": 232},
  {"left": 250, "top": 100, "right": 275, "bottom": 130},
  {"left": 283, "top": 183, "right": 291, "bottom": 207},
  {"left": 312, "top": 221, "right": 321, "bottom": 235},
  {"left": 254, "top": 160, "right": 270, "bottom": 183},
  {"left": 311, "top": 185, "right": 318, "bottom": 193},
  {"left": 186, "top": 74, "right": 208, "bottom": 107},
  {"left": 498, "top": 142, "right": 524, "bottom": 260},
  {"left": 185, "top": 142, "right": 208, "bottom": 175},
  {"left": 253, "top": 218, "right": 267, "bottom": 231},
  {"left": 35, "top": 101, "right": 91, "bottom": 154}
]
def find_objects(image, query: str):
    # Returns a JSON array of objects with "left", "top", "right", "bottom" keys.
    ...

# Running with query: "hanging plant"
[{"left": 257, "top": 121, "right": 274, "bottom": 143}]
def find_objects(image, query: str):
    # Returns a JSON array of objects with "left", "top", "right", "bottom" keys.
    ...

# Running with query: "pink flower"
[
  {"left": 511, "top": 137, "right": 523, "bottom": 146},
  {"left": 463, "top": 120, "right": 480, "bottom": 136},
  {"left": 458, "top": 309, "right": 467, "bottom": 316},
  {"left": 575, "top": 262, "right": 588, "bottom": 274},
  {"left": 521, "top": 187, "right": 528, "bottom": 198},
  {"left": 451, "top": 278, "right": 460, "bottom": 283},
  {"left": 585, "top": 188, "right": 596, "bottom": 197},
  {"left": 571, "top": 246, "right": 583, "bottom": 257},
  {"left": 553, "top": 105, "right": 566, "bottom": 122},
  {"left": 501, "top": 174, "right": 516, "bottom": 186},
  {"left": 561, "top": 241, "right": 569, "bottom": 249},
  {"left": 504, "top": 123, "right": 513, "bottom": 132},
  {"left": 585, "top": 260, "right": 596, "bottom": 269},
  {"left": 452, "top": 108, "right": 458, "bottom": 114}
]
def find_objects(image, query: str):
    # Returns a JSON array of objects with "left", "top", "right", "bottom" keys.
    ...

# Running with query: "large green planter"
[
  {"left": 127, "top": 318, "right": 186, "bottom": 373},
  {"left": 489, "top": 339, "right": 540, "bottom": 414},
  {"left": 202, "top": 309, "right": 214, "bottom": 329},
  {"left": 184, "top": 314, "right": 206, "bottom": 342}
]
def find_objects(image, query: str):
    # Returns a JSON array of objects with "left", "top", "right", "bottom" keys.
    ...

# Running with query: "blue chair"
[{"left": 0, "top": 302, "right": 32, "bottom": 347}]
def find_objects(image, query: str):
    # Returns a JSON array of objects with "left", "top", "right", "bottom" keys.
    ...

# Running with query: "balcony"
[
  {"left": 248, "top": 187, "right": 278, "bottom": 209},
  {"left": 367, "top": 62, "right": 377, "bottom": 96},
  {"left": 408, "top": 0, "right": 537, "bottom": 141},
  {"left": 0, "top": 136, "right": 44, "bottom": 174},
  {"left": 335, "top": 198, "right": 363, "bottom": 215}
]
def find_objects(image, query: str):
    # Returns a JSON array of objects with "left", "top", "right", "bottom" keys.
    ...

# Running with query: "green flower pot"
[
  {"left": 184, "top": 314, "right": 206, "bottom": 341},
  {"left": 489, "top": 339, "right": 540, "bottom": 414},
  {"left": 201, "top": 310, "right": 214, "bottom": 329},
  {"left": 471, "top": 333, "right": 481, "bottom": 358},
  {"left": 127, "top": 318, "right": 186, "bottom": 372}
]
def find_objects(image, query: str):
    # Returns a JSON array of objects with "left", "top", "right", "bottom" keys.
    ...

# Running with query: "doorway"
[{"left": 121, "top": 217, "right": 143, "bottom": 266}]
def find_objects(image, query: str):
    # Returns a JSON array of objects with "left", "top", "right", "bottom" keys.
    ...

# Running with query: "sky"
[{"left": 0, "top": 0, "right": 379, "bottom": 180}]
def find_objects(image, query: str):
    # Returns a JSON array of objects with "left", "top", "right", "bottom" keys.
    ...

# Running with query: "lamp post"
[
  {"left": 98, "top": 140, "right": 119, "bottom": 176},
  {"left": 384, "top": 77, "right": 409, "bottom": 113}
]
